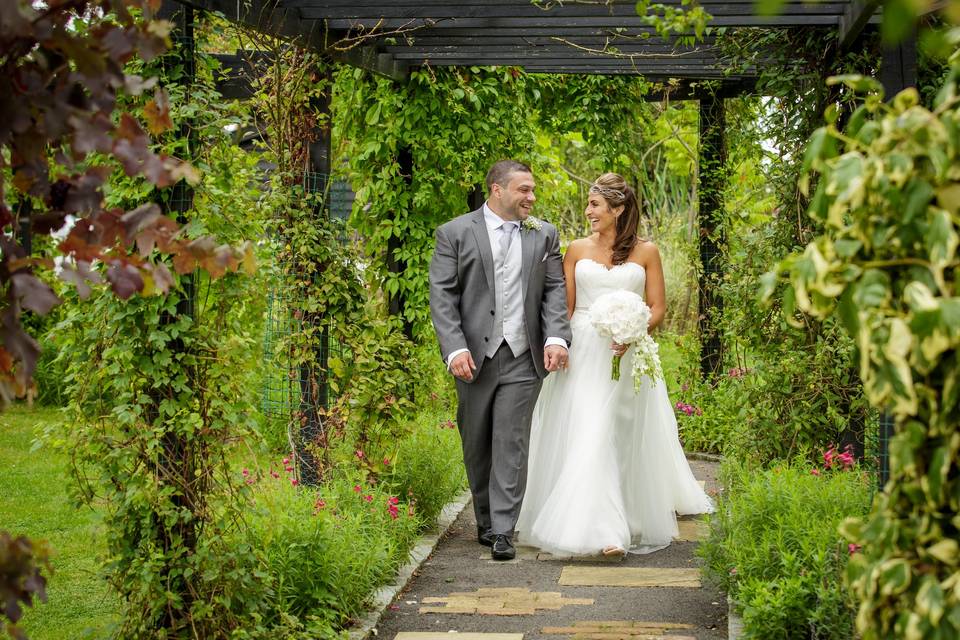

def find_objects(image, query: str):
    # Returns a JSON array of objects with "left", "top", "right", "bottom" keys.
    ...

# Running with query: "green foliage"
[
  {"left": 233, "top": 397, "right": 464, "bottom": 636},
  {"left": 57, "top": 279, "right": 262, "bottom": 638},
  {"left": 333, "top": 65, "right": 540, "bottom": 333},
  {"left": 769, "top": 33, "right": 960, "bottom": 639},
  {"left": 381, "top": 406, "right": 468, "bottom": 524},
  {"left": 242, "top": 473, "right": 419, "bottom": 632},
  {"left": 1, "top": 407, "right": 117, "bottom": 639},
  {"left": 700, "top": 459, "right": 872, "bottom": 639}
]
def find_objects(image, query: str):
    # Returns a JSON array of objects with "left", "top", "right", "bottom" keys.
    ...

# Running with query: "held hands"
[
  {"left": 450, "top": 351, "right": 477, "bottom": 382},
  {"left": 611, "top": 342, "right": 629, "bottom": 357},
  {"left": 544, "top": 345, "right": 569, "bottom": 372}
]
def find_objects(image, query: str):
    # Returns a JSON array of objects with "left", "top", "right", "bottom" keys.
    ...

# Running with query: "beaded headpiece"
[{"left": 589, "top": 184, "right": 626, "bottom": 201}]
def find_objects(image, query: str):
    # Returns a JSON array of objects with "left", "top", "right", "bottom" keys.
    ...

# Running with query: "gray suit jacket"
[{"left": 429, "top": 208, "right": 572, "bottom": 380}]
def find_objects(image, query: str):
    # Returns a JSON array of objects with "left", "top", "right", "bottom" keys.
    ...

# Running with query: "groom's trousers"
[{"left": 456, "top": 342, "right": 542, "bottom": 537}]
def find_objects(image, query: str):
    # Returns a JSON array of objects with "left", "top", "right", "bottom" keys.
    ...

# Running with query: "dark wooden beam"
[
  {"left": 838, "top": 0, "right": 880, "bottom": 49},
  {"left": 880, "top": 32, "right": 917, "bottom": 99},
  {"left": 697, "top": 92, "right": 726, "bottom": 379},
  {"left": 335, "top": 46, "right": 408, "bottom": 81},
  {"left": 289, "top": 2, "right": 847, "bottom": 18},
  {"left": 316, "top": 15, "right": 843, "bottom": 28}
]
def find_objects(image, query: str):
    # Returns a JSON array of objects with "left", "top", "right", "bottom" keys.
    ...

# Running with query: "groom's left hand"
[{"left": 544, "top": 345, "right": 568, "bottom": 372}]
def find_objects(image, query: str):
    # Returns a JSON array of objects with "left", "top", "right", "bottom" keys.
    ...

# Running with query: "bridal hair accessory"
[
  {"left": 589, "top": 291, "right": 664, "bottom": 389},
  {"left": 522, "top": 217, "right": 542, "bottom": 232},
  {"left": 589, "top": 184, "right": 626, "bottom": 201}
]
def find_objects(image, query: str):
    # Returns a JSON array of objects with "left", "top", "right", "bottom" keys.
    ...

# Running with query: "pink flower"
[
  {"left": 284, "top": 466, "right": 294, "bottom": 473},
  {"left": 355, "top": 449, "right": 365, "bottom": 460},
  {"left": 282, "top": 457, "right": 290, "bottom": 465},
  {"left": 315, "top": 499, "right": 326, "bottom": 509},
  {"left": 838, "top": 452, "right": 855, "bottom": 469},
  {"left": 823, "top": 447, "right": 836, "bottom": 469},
  {"left": 810, "top": 469, "right": 821, "bottom": 476},
  {"left": 363, "top": 494, "right": 373, "bottom": 503},
  {"left": 729, "top": 567, "right": 738, "bottom": 575},
  {"left": 388, "top": 496, "right": 400, "bottom": 505},
  {"left": 290, "top": 478, "right": 299, "bottom": 486},
  {"left": 848, "top": 543, "right": 862, "bottom": 555},
  {"left": 383, "top": 457, "right": 391, "bottom": 466},
  {"left": 270, "top": 470, "right": 280, "bottom": 479},
  {"left": 388, "top": 504, "right": 399, "bottom": 519},
  {"left": 353, "top": 484, "right": 362, "bottom": 493},
  {"left": 242, "top": 468, "right": 250, "bottom": 477}
]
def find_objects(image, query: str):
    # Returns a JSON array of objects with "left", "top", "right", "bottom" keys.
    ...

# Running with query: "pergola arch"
[{"left": 175, "top": 0, "right": 897, "bottom": 381}]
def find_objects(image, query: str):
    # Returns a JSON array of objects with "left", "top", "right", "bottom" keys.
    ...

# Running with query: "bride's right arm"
[{"left": 562, "top": 242, "right": 580, "bottom": 319}]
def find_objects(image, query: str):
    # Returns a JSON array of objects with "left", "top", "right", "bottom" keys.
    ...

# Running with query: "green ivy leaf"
[
  {"left": 927, "top": 209, "right": 959, "bottom": 269},
  {"left": 878, "top": 558, "right": 912, "bottom": 597}
]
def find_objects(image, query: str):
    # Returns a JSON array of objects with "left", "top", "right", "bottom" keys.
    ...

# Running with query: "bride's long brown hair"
[{"left": 590, "top": 173, "right": 640, "bottom": 265}]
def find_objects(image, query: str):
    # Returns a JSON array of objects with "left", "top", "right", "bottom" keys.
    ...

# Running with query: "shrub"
[
  {"left": 381, "top": 408, "right": 467, "bottom": 524},
  {"left": 700, "top": 457, "right": 873, "bottom": 639},
  {"left": 242, "top": 466, "right": 420, "bottom": 632},
  {"left": 669, "top": 326, "right": 873, "bottom": 464}
]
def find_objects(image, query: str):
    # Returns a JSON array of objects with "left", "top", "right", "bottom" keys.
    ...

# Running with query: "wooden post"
[
  {"left": 697, "top": 92, "right": 726, "bottom": 380},
  {"left": 298, "top": 64, "right": 333, "bottom": 487},
  {"left": 387, "top": 146, "right": 414, "bottom": 340},
  {"left": 877, "top": 33, "right": 917, "bottom": 488}
]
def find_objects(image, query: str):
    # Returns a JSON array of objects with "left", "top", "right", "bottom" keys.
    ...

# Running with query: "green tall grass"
[
  {"left": 0, "top": 405, "right": 117, "bottom": 639},
  {"left": 699, "top": 459, "right": 873, "bottom": 639}
]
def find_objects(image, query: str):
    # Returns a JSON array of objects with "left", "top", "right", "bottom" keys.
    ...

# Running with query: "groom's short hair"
[{"left": 486, "top": 160, "right": 532, "bottom": 194}]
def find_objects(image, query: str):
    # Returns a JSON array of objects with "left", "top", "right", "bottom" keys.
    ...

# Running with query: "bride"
[{"left": 515, "top": 172, "right": 714, "bottom": 557}]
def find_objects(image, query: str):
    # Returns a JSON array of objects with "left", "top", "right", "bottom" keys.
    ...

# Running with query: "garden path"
[{"left": 367, "top": 458, "right": 726, "bottom": 640}]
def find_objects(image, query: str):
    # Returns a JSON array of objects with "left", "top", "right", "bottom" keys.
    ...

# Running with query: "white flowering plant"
[
  {"left": 521, "top": 217, "right": 542, "bottom": 232},
  {"left": 589, "top": 290, "right": 663, "bottom": 388}
]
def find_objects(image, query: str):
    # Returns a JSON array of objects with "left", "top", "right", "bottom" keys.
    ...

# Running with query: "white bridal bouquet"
[{"left": 589, "top": 290, "right": 664, "bottom": 390}]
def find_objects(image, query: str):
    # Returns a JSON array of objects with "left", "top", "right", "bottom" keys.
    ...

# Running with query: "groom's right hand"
[{"left": 450, "top": 352, "right": 477, "bottom": 382}]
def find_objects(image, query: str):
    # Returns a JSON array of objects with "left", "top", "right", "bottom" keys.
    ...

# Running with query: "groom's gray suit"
[{"left": 430, "top": 207, "right": 571, "bottom": 536}]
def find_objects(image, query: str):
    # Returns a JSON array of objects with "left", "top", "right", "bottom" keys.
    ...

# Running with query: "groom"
[{"left": 429, "top": 159, "right": 571, "bottom": 560}]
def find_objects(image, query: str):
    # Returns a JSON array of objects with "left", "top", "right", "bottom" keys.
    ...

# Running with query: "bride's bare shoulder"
[
  {"left": 631, "top": 238, "right": 662, "bottom": 267},
  {"left": 564, "top": 237, "right": 593, "bottom": 261}
]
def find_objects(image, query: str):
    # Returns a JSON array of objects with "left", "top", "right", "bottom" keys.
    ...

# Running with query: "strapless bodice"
[{"left": 573, "top": 258, "right": 647, "bottom": 311}]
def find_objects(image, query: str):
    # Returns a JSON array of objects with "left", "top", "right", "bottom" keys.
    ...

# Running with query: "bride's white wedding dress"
[{"left": 515, "top": 258, "right": 714, "bottom": 556}]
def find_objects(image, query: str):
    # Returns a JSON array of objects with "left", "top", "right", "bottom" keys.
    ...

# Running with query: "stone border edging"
[
  {"left": 348, "top": 488, "right": 473, "bottom": 640},
  {"left": 687, "top": 451, "right": 722, "bottom": 463},
  {"left": 728, "top": 595, "right": 743, "bottom": 639}
]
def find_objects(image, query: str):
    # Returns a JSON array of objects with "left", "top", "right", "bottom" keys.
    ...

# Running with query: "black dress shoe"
[
  {"left": 491, "top": 534, "right": 515, "bottom": 561},
  {"left": 477, "top": 528, "right": 495, "bottom": 547}
]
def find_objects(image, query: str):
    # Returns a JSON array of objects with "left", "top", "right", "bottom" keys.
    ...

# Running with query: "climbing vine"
[
  {"left": 769, "top": 32, "right": 960, "bottom": 637},
  {"left": 333, "top": 66, "right": 539, "bottom": 333}
]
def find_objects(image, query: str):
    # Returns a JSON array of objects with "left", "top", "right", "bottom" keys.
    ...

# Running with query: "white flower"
[
  {"left": 521, "top": 217, "right": 542, "bottom": 232},
  {"left": 590, "top": 291, "right": 650, "bottom": 346},
  {"left": 589, "top": 290, "right": 662, "bottom": 388},
  {"left": 631, "top": 334, "right": 664, "bottom": 388}
]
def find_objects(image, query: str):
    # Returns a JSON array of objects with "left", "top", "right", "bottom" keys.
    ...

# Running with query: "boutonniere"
[{"left": 521, "top": 217, "right": 542, "bottom": 232}]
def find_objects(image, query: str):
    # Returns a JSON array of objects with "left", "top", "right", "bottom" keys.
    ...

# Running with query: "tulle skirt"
[{"left": 515, "top": 310, "right": 714, "bottom": 556}]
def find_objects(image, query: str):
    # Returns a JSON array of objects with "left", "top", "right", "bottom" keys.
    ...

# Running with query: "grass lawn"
[{"left": 1, "top": 404, "right": 117, "bottom": 639}]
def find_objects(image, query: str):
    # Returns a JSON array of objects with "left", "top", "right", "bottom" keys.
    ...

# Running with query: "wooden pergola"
[{"left": 164, "top": 0, "right": 909, "bottom": 480}]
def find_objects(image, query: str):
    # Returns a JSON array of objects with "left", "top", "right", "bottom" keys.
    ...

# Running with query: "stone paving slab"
[
  {"left": 395, "top": 634, "right": 523, "bottom": 640},
  {"left": 420, "top": 588, "right": 594, "bottom": 616},
  {"left": 674, "top": 520, "right": 707, "bottom": 542},
  {"left": 558, "top": 567, "right": 701, "bottom": 588}
]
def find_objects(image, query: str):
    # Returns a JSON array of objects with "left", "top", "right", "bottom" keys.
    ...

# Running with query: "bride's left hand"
[{"left": 611, "top": 342, "right": 629, "bottom": 357}]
